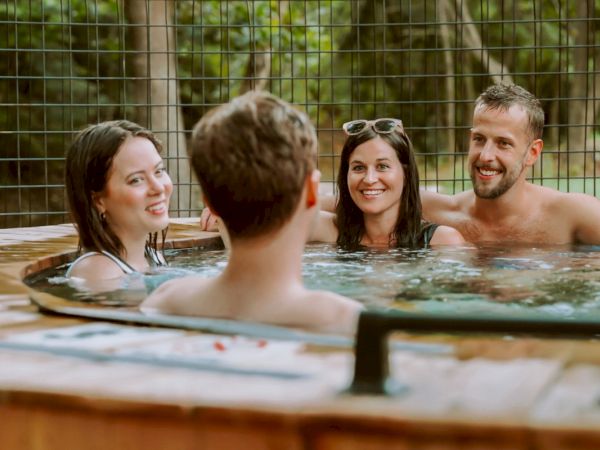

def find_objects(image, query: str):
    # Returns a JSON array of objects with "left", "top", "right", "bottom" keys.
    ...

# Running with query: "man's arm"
[
  {"left": 320, "top": 194, "right": 337, "bottom": 213},
  {"left": 308, "top": 211, "right": 338, "bottom": 243},
  {"left": 420, "top": 189, "right": 458, "bottom": 225}
]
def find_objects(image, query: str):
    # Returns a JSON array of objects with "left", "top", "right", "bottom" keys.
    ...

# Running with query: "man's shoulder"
[
  {"left": 308, "top": 289, "right": 362, "bottom": 307},
  {"left": 532, "top": 184, "right": 600, "bottom": 211},
  {"left": 528, "top": 184, "right": 600, "bottom": 244},
  {"left": 453, "top": 189, "right": 476, "bottom": 207},
  {"left": 557, "top": 191, "right": 600, "bottom": 244},
  {"left": 141, "top": 275, "right": 210, "bottom": 313},
  {"left": 301, "top": 290, "right": 363, "bottom": 335}
]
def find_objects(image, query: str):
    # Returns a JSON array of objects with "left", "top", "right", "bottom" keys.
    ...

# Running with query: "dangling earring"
[{"left": 100, "top": 212, "right": 107, "bottom": 223}]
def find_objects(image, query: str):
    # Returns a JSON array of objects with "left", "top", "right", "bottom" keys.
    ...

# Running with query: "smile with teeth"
[
  {"left": 146, "top": 202, "right": 166, "bottom": 214},
  {"left": 477, "top": 167, "right": 502, "bottom": 177},
  {"left": 361, "top": 189, "right": 384, "bottom": 196}
]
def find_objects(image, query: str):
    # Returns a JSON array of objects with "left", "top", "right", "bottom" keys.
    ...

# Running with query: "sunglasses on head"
[{"left": 342, "top": 118, "right": 403, "bottom": 136}]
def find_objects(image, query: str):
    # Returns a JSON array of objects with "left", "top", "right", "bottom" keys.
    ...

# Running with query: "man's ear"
[
  {"left": 526, "top": 139, "right": 543, "bottom": 166},
  {"left": 305, "top": 169, "right": 321, "bottom": 208}
]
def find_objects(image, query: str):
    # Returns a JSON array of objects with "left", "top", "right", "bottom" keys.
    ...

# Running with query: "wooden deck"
[{"left": 1, "top": 221, "right": 600, "bottom": 449}]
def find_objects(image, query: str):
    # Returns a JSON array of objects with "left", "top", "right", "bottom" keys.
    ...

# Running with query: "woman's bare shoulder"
[
  {"left": 430, "top": 225, "right": 466, "bottom": 246},
  {"left": 68, "top": 254, "right": 126, "bottom": 281}
]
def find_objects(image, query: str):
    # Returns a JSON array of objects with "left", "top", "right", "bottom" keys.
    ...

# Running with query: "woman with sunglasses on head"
[
  {"left": 65, "top": 120, "right": 173, "bottom": 283},
  {"left": 311, "top": 118, "right": 465, "bottom": 249}
]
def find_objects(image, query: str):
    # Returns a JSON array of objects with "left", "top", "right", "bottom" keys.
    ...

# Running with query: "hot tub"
[{"left": 1, "top": 220, "right": 600, "bottom": 450}]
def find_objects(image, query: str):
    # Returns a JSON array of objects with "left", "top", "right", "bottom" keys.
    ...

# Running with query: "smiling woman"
[
  {"left": 310, "top": 119, "right": 465, "bottom": 249},
  {"left": 65, "top": 120, "right": 173, "bottom": 283}
]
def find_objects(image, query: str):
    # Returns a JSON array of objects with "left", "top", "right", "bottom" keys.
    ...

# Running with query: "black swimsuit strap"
[{"left": 420, "top": 222, "right": 439, "bottom": 248}]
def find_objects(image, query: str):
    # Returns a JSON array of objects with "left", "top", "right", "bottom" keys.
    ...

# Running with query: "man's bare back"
[{"left": 143, "top": 274, "right": 361, "bottom": 335}]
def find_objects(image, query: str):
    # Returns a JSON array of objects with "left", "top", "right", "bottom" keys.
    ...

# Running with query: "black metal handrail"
[{"left": 349, "top": 309, "right": 600, "bottom": 396}]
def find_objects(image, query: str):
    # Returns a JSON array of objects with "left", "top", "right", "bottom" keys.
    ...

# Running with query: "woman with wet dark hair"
[
  {"left": 65, "top": 120, "right": 172, "bottom": 281},
  {"left": 311, "top": 118, "right": 464, "bottom": 249}
]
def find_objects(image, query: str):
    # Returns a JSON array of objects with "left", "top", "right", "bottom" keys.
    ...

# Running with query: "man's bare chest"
[{"left": 454, "top": 212, "right": 569, "bottom": 244}]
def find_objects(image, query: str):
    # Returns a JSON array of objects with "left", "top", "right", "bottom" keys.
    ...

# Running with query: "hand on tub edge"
[{"left": 200, "top": 206, "right": 230, "bottom": 250}]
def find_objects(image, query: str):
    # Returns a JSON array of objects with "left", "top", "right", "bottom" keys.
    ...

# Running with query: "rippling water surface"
[{"left": 27, "top": 243, "right": 600, "bottom": 320}]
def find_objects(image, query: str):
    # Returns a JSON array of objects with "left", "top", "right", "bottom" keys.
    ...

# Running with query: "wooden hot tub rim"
[{"left": 20, "top": 235, "right": 224, "bottom": 280}]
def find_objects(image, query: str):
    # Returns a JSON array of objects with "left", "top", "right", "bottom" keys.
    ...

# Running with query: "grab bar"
[{"left": 349, "top": 309, "right": 600, "bottom": 395}]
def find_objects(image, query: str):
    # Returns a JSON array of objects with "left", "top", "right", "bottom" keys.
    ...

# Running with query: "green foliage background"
[{"left": 0, "top": 0, "right": 598, "bottom": 226}]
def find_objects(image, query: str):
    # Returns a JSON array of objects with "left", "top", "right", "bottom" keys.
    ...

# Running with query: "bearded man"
[{"left": 421, "top": 83, "right": 600, "bottom": 244}]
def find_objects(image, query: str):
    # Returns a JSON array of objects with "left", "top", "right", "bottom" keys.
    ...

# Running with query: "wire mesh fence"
[{"left": 1, "top": 0, "right": 598, "bottom": 228}]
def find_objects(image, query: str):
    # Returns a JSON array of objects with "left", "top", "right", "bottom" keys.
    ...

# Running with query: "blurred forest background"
[{"left": 0, "top": 0, "right": 598, "bottom": 227}]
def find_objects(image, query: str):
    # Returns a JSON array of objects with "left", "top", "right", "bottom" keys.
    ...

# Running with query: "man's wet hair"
[
  {"left": 190, "top": 90, "right": 317, "bottom": 241},
  {"left": 475, "top": 83, "right": 545, "bottom": 140}
]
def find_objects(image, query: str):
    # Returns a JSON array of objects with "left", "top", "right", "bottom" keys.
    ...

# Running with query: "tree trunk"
[
  {"left": 438, "top": 0, "right": 456, "bottom": 152},
  {"left": 124, "top": 1, "right": 149, "bottom": 128},
  {"left": 239, "top": 50, "right": 271, "bottom": 95},
  {"left": 124, "top": 0, "right": 195, "bottom": 217},
  {"left": 568, "top": 0, "right": 597, "bottom": 166},
  {"left": 459, "top": 0, "right": 513, "bottom": 85}
]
